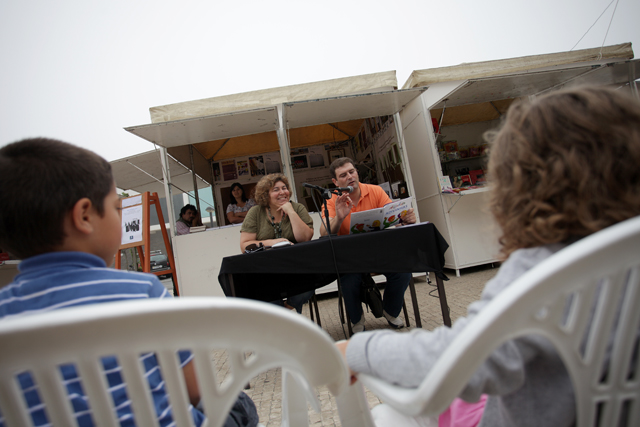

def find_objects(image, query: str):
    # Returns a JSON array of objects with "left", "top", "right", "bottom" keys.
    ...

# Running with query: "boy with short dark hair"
[{"left": 0, "top": 138, "right": 257, "bottom": 427}]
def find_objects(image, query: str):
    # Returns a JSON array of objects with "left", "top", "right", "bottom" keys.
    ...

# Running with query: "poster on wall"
[
  {"left": 121, "top": 204, "right": 143, "bottom": 245},
  {"left": 398, "top": 181, "right": 409, "bottom": 199},
  {"left": 263, "top": 153, "right": 282, "bottom": 174},
  {"left": 291, "top": 155, "right": 308, "bottom": 170},
  {"left": 237, "top": 159, "right": 249, "bottom": 177},
  {"left": 249, "top": 156, "right": 265, "bottom": 176},
  {"left": 379, "top": 182, "right": 392, "bottom": 199},
  {"left": 307, "top": 147, "right": 325, "bottom": 168},
  {"left": 392, "top": 182, "right": 400, "bottom": 199},
  {"left": 222, "top": 160, "right": 237, "bottom": 181}
]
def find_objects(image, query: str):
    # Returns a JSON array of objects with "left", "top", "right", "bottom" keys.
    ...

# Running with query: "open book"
[
  {"left": 349, "top": 199, "right": 412, "bottom": 234},
  {"left": 189, "top": 225, "right": 207, "bottom": 233}
]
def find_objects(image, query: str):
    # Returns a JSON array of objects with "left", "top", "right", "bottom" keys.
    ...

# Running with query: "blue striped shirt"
[{"left": 0, "top": 251, "right": 204, "bottom": 427}]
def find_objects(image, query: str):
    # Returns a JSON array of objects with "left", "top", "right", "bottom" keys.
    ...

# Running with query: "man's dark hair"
[
  {"left": 180, "top": 204, "right": 197, "bottom": 216},
  {"left": 329, "top": 157, "right": 356, "bottom": 179},
  {"left": 0, "top": 138, "right": 113, "bottom": 259}
]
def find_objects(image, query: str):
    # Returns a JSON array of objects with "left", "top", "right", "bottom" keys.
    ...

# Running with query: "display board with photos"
[{"left": 213, "top": 153, "right": 281, "bottom": 183}]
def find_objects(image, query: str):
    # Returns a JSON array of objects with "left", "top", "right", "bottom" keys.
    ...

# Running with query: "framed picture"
[
  {"left": 398, "top": 181, "right": 409, "bottom": 199},
  {"left": 291, "top": 155, "right": 308, "bottom": 170}
]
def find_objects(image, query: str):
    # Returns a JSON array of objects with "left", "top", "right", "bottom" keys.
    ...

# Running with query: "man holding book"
[{"left": 321, "top": 157, "right": 416, "bottom": 333}]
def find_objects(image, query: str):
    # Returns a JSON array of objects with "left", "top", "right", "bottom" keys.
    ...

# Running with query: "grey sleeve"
[{"left": 346, "top": 246, "right": 561, "bottom": 401}]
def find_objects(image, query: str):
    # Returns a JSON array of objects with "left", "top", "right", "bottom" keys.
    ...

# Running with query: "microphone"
[
  {"left": 302, "top": 183, "right": 353, "bottom": 194},
  {"left": 302, "top": 183, "right": 325, "bottom": 191},
  {"left": 334, "top": 186, "right": 354, "bottom": 193}
]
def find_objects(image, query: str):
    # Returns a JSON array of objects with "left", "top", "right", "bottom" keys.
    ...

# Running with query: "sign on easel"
[
  {"left": 121, "top": 195, "right": 144, "bottom": 248},
  {"left": 116, "top": 192, "right": 180, "bottom": 295}
]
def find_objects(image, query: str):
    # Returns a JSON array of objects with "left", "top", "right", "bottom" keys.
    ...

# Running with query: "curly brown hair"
[
  {"left": 485, "top": 85, "right": 640, "bottom": 259},
  {"left": 253, "top": 173, "right": 290, "bottom": 207}
]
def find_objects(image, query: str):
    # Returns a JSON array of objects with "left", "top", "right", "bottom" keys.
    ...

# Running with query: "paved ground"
[{"left": 211, "top": 264, "right": 500, "bottom": 426}]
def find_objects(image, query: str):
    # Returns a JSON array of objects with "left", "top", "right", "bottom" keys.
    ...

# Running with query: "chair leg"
[
  {"left": 309, "top": 296, "right": 315, "bottom": 323},
  {"left": 310, "top": 294, "right": 321, "bottom": 327},
  {"left": 402, "top": 300, "right": 411, "bottom": 327},
  {"left": 338, "top": 287, "right": 353, "bottom": 336},
  {"left": 337, "top": 286, "right": 346, "bottom": 325},
  {"left": 313, "top": 298, "right": 321, "bottom": 327},
  {"left": 409, "top": 277, "right": 422, "bottom": 328}
]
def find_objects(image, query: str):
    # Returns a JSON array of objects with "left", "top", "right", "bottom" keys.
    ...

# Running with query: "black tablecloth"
[{"left": 218, "top": 222, "right": 449, "bottom": 302}]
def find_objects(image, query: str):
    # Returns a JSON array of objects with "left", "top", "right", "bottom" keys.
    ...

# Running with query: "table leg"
[
  {"left": 227, "top": 274, "right": 236, "bottom": 297},
  {"left": 436, "top": 276, "right": 451, "bottom": 327}
]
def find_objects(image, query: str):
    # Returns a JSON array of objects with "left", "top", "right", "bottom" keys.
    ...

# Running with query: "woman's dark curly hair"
[
  {"left": 253, "top": 173, "right": 290, "bottom": 207},
  {"left": 485, "top": 85, "right": 640, "bottom": 259}
]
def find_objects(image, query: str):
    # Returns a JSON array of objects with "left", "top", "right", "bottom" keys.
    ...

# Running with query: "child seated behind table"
[
  {"left": 0, "top": 138, "right": 258, "bottom": 427},
  {"left": 337, "top": 86, "right": 640, "bottom": 427}
]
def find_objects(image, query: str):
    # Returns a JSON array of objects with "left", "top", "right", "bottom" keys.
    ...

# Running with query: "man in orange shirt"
[{"left": 321, "top": 157, "right": 416, "bottom": 333}]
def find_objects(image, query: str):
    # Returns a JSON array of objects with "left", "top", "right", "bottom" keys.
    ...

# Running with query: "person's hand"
[
  {"left": 277, "top": 201, "right": 295, "bottom": 217},
  {"left": 335, "top": 340, "right": 357, "bottom": 385},
  {"left": 335, "top": 193, "right": 353, "bottom": 220},
  {"left": 193, "top": 211, "right": 204, "bottom": 227},
  {"left": 399, "top": 208, "right": 416, "bottom": 225}
]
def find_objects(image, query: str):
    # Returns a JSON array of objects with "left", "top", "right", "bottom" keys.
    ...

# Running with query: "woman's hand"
[{"left": 277, "top": 201, "right": 295, "bottom": 217}]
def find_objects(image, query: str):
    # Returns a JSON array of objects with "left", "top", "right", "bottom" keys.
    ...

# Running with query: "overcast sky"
[{"left": 1, "top": 0, "right": 638, "bottom": 162}]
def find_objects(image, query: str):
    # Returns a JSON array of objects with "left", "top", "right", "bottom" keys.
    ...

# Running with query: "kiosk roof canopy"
[
  {"left": 403, "top": 43, "right": 634, "bottom": 89},
  {"left": 124, "top": 71, "right": 427, "bottom": 164},
  {"left": 148, "top": 71, "right": 398, "bottom": 123},
  {"left": 111, "top": 150, "right": 211, "bottom": 195}
]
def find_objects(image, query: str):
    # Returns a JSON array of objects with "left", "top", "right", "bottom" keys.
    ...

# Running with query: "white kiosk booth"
[{"left": 122, "top": 43, "right": 638, "bottom": 295}]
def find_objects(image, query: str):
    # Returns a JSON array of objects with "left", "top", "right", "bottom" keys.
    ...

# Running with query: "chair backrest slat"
[
  {"left": 75, "top": 358, "right": 120, "bottom": 427},
  {"left": 156, "top": 349, "right": 194, "bottom": 427}
]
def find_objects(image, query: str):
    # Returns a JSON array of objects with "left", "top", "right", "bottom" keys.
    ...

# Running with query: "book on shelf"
[
  {"left": 439, "top": 176, "right": 453, "bottom": 191},
  {"left": 349, "top": 198, "right": 412, "bottom": 234},
  {"left": 460, "top": 175, "right": 473, "bottom": 186}
]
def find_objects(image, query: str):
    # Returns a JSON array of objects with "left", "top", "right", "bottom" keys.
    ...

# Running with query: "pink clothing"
[
  {"left": 439, "top": 395, "right": 487, "bottom": 427},
  {"left": 176, "top": 220, "right": 191, "bottom": 235}
]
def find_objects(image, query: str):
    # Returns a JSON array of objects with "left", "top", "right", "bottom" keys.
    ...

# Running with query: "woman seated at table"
[
  {"left": 240, "top": 173, "right": 315, "bottom": 313},
  {"left": 226, "top": 182, "right": 256, "bottom": 224}
]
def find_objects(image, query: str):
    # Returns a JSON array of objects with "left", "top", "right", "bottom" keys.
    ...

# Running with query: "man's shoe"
[
  {"left": 383, "top": 310, "right": 404, "bottom": 329},
  {"left": 352, "top": 317, "right": 366, "bottom": 333}
]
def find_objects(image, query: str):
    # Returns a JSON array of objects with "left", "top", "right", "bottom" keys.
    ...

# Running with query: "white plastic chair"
[
  {"left": 358, "top": 215, "right": 640, "bottom": 426},
  {"left": 0, "top": 297, "right": 375, "bottom": 427}
]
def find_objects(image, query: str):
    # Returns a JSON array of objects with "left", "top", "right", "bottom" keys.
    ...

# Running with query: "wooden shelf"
[{"left": 442, "top": 155, "right": 486, "bottom": 164}]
